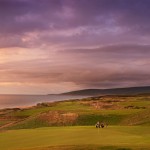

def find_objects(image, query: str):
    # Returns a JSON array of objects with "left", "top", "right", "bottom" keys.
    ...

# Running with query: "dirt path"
[
  {"left": 0, "top": 121, "right": 19, "bottom": 130},
  {"left": 0, "top": 111, "right": 46, "bottom": 131}
]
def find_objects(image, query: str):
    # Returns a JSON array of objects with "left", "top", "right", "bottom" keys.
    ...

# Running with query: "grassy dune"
[
  {"left": 0, "top": 126, "right": 150, "bottom": 150},
  {"left": 0, "top": 94, "right": 150, "bottom": 130},
  {"left": 0, "top": 94, "right": 150, "bottom": 150}
]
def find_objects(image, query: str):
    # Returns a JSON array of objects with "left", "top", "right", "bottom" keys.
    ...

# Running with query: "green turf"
[
  {"left": 1, "top": 94, "right": 150, "bottom": 130},
  {"left": 0, "top": 95, "right": 150, "bottom": 150},
  {"left": 10, "top": 101, "right": 92, "bottom": 118},
  {"left": 0, "top": 120, "right": 11, "bottom": 126},
  {"left": 0, "top": 126, "right": 149, "bottom": 150},
  {"left": 11, "top": 107, "right": 54, "bottom": 117},
  {"left": 76, "top": 114, "right": 124, "bottom": 125}
]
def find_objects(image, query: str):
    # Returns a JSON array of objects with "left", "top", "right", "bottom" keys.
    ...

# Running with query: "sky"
[{"left": 0, "top": 0, "right": 150, "bottom": 94}]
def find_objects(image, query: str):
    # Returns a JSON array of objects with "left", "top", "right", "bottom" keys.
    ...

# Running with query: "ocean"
[{"left": 0, "top": 94, "right": 88, "bottom": 109}]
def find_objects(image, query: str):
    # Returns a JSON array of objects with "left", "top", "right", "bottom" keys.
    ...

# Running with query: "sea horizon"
[{"left": 0, "top": 94, "right": 88, "bottom": 109}]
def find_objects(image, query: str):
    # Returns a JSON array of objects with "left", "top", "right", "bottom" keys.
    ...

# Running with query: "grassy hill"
[
  {"left": 0, "top": 94, "right": 150, "bottom": 130},
  {"left": 0, "top": 94, "right": 150, "bottom": 150},
  {"left": 61, "top": 86, "right": 150, "bottom": 96}
]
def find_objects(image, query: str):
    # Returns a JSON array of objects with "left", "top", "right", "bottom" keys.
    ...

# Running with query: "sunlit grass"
[{"left": 0, "top": 126, "right": 149, "bottom": 150}]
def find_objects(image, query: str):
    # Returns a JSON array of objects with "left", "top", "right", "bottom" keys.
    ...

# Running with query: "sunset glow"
[{"left": 0, "top": 0, "right": 150, "bottom": 94}]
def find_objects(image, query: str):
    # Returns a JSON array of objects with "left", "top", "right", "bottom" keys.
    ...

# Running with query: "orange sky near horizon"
[{"left": 0, "top": 0, "right": 150, "bottom": 94}]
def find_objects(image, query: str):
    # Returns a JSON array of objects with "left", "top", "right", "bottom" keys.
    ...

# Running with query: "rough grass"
[
  {"left": 121, "top": 109, "right": 150, "bottom": 125},
  {"left": 8, "top": 117, "right": 50, "bottom": 129},
  {"left": 11, "top": 107, "right": 54, "bottom": 117},
  {"left": 0, "top": 126, "right": 149, "bottom": 150},
  {"left": 1, "top": 95, "right": 150, "bottom": 150},
  {"left": 76, "top": 114, "right": 124, "bottom": 125},
  {"left": 7, "top": 109, "right": 149, "bottom": 130},
  {"left": 1, "top": 94, "right": 150, "bottom": 130},
  {"left": 0, "top": 120, "right": 11, "bottom": 126}
]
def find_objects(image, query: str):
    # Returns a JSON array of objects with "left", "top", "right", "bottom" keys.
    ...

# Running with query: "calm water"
[{"left": 0, "top": 94, "right": 88, "bottom": 109}]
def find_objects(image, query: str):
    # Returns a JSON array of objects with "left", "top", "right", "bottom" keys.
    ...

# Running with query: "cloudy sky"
[{"left": 0, "top": 0, "right": 150, "bottom": 94}]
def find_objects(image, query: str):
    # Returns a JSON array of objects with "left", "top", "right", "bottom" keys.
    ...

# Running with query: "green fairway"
[
  {"left": 0, "top": 126, "right": 149, "bottom": 150},
  {"left": 0, "top": 94, "right": 150, "bottom": 149}
]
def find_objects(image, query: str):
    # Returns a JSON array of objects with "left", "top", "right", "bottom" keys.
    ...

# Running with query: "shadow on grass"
[
  {"left": 100, "top": 146, "right": 131, "bottom": 150},
  {"left": 20, "top": 145, "right": 147, "bottom": 150}
]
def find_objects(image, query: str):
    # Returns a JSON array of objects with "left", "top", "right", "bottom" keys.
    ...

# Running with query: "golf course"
[
  {"left": 0, "top": 94, "right": 150, "bottom": 150},
  {"left": 0, "top": 126, "right": 150, "bottom": 150}
]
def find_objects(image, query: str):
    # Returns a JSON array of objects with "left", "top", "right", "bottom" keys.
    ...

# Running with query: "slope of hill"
[
  {"left": 61, "top": 86, "right": 150, "bottom": 96},
  {"left": 0, "top": 93, "right": 150, "bottom": 130}
]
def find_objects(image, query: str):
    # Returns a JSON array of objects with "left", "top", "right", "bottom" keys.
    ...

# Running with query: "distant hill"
[{"left": 61, "top": 86, "right": 150, "bottom": 96}]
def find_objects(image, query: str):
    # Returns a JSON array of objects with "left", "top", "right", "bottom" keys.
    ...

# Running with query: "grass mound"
[{"left": 1, "top": 94, "right": 150, "bottom": 130}]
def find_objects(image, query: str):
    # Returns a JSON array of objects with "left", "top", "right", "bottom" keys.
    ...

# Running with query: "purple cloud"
[{"left": 0, "top": 0, "right": 150, "bottom": 94}]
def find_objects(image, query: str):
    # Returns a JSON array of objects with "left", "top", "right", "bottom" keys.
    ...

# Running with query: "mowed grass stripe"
[{"left": 0, "top": 126, "right": 149, "bottom": 150}]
